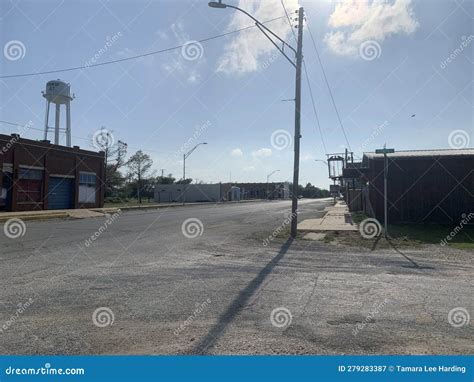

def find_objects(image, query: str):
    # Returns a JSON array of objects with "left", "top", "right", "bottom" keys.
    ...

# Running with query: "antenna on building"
[{"left": 42, "top": 79, "right": 74, "bottom": 147}]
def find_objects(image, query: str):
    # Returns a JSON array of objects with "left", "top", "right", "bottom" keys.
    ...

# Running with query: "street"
[{"left": 1, "top": 199, "right": 472, "bottom": 354}]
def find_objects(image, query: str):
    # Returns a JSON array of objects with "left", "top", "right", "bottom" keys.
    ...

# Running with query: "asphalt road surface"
[{"left": 0, "top": 199, "right": 472, "bottom": 354}]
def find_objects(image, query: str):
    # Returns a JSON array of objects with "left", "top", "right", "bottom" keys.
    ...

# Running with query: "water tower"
[{"left": 42, "top": 80, "right": 74, "bottom": 147}]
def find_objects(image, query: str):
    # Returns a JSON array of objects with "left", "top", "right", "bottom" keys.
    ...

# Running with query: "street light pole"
[
  {"left": 266, "top": 169, "right": 280, "bottom": 199},
  {"left": 208, "top": 1, "right": 304, "bottom": 238},
  {"left": 183, "top": 142, "right": 207, "bottom": 203},
  {"left": 290, "top": 7, "right": 304, "bottom": 238}
]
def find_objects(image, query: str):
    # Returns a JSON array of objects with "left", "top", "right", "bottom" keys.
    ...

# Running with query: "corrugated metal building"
[
  {"left": 343, "top": 148, "right": 474, "bottom": 223},
  {"left": 0, "top": 134, "right": 105, "bottom": 211}
]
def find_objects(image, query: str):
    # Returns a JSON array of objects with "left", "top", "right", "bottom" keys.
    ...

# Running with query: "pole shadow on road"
[{"left": 190, "top": 237, "right": 294, "bottom": 354}]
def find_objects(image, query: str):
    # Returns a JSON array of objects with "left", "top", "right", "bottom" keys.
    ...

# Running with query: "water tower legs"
[
  {"left": 54, "top": 103, "right": 60, "bottom": 145},
  {"left": 66, "top": 102, "right": 71, "bottom": 147},
  {"left": 43, "top": 100, "right": 50, "bottom": 141}
]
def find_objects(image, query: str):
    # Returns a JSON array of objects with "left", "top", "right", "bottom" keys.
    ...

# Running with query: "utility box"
[{"left": 229, "top": 186, "right": 240, "bottom": 201}]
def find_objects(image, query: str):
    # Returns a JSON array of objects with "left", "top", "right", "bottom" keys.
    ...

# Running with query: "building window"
[
  {"left": 79, "top": 172, "right": 96, "bottom": 203},
  {"left": 18, "top": 168, "right": 43, "bottom": 204}
]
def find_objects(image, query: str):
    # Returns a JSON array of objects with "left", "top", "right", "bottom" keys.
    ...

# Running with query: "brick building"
[{"left": 0, "top": 134, "right": 105, "bottom": 212}]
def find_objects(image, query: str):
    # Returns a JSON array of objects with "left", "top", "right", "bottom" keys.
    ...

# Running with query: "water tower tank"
[
  {"left": 43, "top": 80, "right": 72, "bottom": 104},
  {"left": 42, "top": 79, "right": 74, "bottom": 147}
]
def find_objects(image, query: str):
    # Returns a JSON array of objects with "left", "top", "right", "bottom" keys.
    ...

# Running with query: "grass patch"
[
  {"left": 104, "top": 198, "right": 157, "bottom": 208},
  {"left": 351, "top": 212, "right": 369, "bottom": 224},
  {"left": 388, "top": 224, "right": 474, "bottom": 249},
  {"left": 326, "top": 218, "right": 474, "bottom": 250}
]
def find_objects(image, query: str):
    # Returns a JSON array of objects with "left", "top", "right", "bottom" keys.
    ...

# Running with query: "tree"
[
  {"left": 126, "top": 150, "right": 154, "bottom": 203},
  {"left": 92, "top": 127, "right": 128, "bottom": 197},
  {"left": 175, "top": 178, "right": 193, "bottom": 184},
  {"left": 289, "top": 182, "right": 330, "bottom": 198},
  {"left": 156, "top": 174, "right": 176, "bottom": 184},
  {"left": 105, "top": 164, "right": 126, "bottom": 196}
]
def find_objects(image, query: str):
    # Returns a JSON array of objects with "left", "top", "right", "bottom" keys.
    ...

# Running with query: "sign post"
[{"left": 375, "top": 146, "right": 395, "bottom": 237}]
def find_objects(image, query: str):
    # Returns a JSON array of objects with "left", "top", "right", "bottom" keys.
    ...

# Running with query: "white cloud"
[
  {"left": 216, "top": 0, "right": 300, "bottom": 74},
  {"left": 324, "top": 0, "right": 419, "bottom": 56},
  {"left": 252, "top": 148, "right": 272, "bottom": 158},
  {"left": 231, "top": 148, "right": 243, "bottom": 157},
  {"left": 161, "top": 21, "right": 205, "bottom": 84}
]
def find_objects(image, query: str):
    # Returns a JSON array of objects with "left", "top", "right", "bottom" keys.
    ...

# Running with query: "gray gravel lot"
[{"left": 0, "top": 199, "right": 472, "bottom": 354}]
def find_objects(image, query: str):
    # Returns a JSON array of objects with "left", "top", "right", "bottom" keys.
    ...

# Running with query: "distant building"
[
  {"left": 342, "top": 148, "right": 474, "bottom": 223},
  {"left": 154, "top": 182, "right": 290, "bottom": 203},
  {"left": 0, "top": 134, "right": 105, "bottom": 212},
  {"left": 221, "top": 182, "right": 290, "bottom": 201},
  {"left": 155, "top": 184, "right": 221, "bottom": 203}
]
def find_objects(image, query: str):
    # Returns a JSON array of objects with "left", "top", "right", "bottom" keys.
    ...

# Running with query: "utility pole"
[
  {"left": 290, "top": 7, "right": 304, "bottom": 239},
  {"left": 160, "top": 168, "right": 165, "bottom": 178},
  {"left": 375, "top": 145, "right": 395, "bottom": 237},
  {"left": 208, "top": 1, "right": 303, "bottom": 237}
]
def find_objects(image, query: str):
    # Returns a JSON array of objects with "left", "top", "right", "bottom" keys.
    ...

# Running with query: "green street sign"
[{"left": 375, "top": 148, "right": 395, "bottom": 154}]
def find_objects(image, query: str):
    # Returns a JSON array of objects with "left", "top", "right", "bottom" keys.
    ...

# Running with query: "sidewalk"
[
  {"left": 0, "top": 207, "right": 121, "bottom": 222},
  {"left": 0, "top": 199, "right": 267, "bottom": 222},
  {"left": 297, "top": 201, "right": 357, "bottom": 234}
]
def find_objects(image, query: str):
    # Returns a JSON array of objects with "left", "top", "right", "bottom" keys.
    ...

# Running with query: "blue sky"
[{"left": 0, "top": 0, "right": 472, "bottom": 188}]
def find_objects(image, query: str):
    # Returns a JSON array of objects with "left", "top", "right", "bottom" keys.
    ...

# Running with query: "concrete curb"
[
  {"left": 0, "top": 199, "right": 271, "bottom": 222},
  {"left": 0, "top": 212, "right": 69, "bottom": 222}
]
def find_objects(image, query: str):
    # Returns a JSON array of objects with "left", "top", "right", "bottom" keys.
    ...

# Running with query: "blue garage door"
[{"left": 48, "top": 177, "right": 74, "bottom": 210}]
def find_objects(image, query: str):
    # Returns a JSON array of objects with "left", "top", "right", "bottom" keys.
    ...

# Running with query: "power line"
[
  {"left": 306, "top": 20, "right": 352, "bottom": 152},
  {"left": 280, "top": 0, "right": 297, "bottom": 42},
  {"left": 302, "top": 60, "right": 327, "bottom": 154},
  {"left": 0, "top": 119, "right": 176, "bottom": 155},
  {"left": 281, "top": 1, "right": 327, "bottom": 155},
  {"left": 0, "top": 16, "right": 286, "bottom": 79}
]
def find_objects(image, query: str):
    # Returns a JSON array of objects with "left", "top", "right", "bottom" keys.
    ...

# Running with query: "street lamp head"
[
  {"left": 202, "top": 142, "right": 208, "bottom": 145},
  {"left": 208, "top": 1, "right": 227, "bottom": 8}
]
